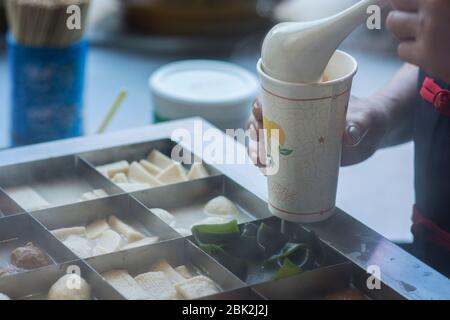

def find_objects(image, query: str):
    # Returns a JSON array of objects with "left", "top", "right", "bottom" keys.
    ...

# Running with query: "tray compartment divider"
[
  {"left": 0, "top": 187, "right": 26, "bottom": 217},
  {"left": 74, "top": 155, "right": 125, "bottom": 197},
  {"left": 0, "top": 260, "right": 123, "bottom": 300},
  {"left": 0, "top": 214, "right": 78, "bottom": 273},
  {"left": 83, "top": 237, "right": 247, "bottom": 300},
  {"left": 31, "top": 194, "right": 181, "bottom": 259}
]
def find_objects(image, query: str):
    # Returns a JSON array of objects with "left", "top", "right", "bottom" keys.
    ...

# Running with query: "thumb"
[
  {"left": 341, "top": 100, "right": 387, "bottom": 166},
  {"left": 343, "top": 123, "right": 369, "bottom": 147}
]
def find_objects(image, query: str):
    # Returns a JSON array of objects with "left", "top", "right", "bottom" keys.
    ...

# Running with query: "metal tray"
[
  {"left": 32, "top": 194, "right": 180, "bottom": 259},
  {"left": 0, "top": 214, "right": 77, "bottom": 277},
  {"left": 85, "top": 238, "right": 247, "bottom": 300},
  {"left": 251, "top": 262, "right": 404, "bottom": 300},
  {"left": 200, "top": 287, "right": 267, "bottom": 300},
  {"left": 0, "top": 119, "right": 447, "bottom": 299},
  {"left": 0, "top": 260, "right": 122, "bottom": 300},
  {"left": 0, "top": 189, "right": 25, "bottom": 217},
  {"left": 0, "top": 156, "right": 122, "bottom": 211},
  {"left": 131, "top": 175, "right": 271, "bottom": 233},
  {"left": 79, "top": 138, "right": 221, "bottom": 193},
  {"left": 187, "top": 216, "right": 346, "bottom": 286}
]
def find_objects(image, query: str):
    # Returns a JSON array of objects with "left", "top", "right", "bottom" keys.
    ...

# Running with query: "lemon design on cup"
[{"left": 263, "top": 117, "right": 294, "bottom": 158}]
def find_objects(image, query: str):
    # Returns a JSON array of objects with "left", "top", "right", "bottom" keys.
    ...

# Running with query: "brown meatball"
[{"left": 10, "top": 242, "right": 51, "bottom": 269}]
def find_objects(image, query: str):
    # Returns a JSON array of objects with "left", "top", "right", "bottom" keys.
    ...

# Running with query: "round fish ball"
[
  {"left": 204, "top": 196, "right": 240, "bottom": 217},
  {"left": 48, "top": 274, "right": 91, "bottom": 300}
]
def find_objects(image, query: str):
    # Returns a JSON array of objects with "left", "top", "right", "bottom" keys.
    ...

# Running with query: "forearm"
[{"left": 372, "top": 63, "right": 419, "bottom": 147}]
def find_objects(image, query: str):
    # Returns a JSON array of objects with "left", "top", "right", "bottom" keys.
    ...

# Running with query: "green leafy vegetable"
[
  {"left": 256, "top": 223, "right": 289, "bottom": 256},
  {"left": 273, "top": 258, "right": 302, "bottom": 280},
  {"left": 199, "top": 243, "right": 248, "bottom": 280},
  {"left": 265, "top": 243, "right": 312, "bottom": 269},
  {"left": 241, "top": 223, "right": 258, "bottom": 240},
  {"left": 192, "top": 220, "right": 240, "bottom": 245},
  {"left": 192, "top": 219, "right": 323, "bottom": 284}
]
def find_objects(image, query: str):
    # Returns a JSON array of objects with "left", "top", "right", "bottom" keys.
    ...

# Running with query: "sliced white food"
[
  {"left": 108, "top": 215, "right": 145, "bottom": 243},
  {"left": 204, "top": 196, "right": 240, "bottom": 217},
  {"left": 80, "top": 192, "right": 98, "bottom": 201},
  {"left": 187, "top": 163, "right": 209, "bottom": 180},
  {"left": 135, "top": 271, "right": 178, "bottom": 300},
  {"left": 121, "top": 237, "right": 159, "bottom": 250},
  {"left": 150, "top": 208, "right": 176, "bottom": 227},
  {"left": 80, "top": 189, "right": 107, "bottom": 201},
  {"left": 52, "top": 226, "right": 86, "bottom": 240},
  {"left": 175, "top": 276, "right": 220, "bottom": 300},
  {"left": 175, "top": 265, "right": 193, "bottom": 279},
  {"left": 147, "top": 150, "right": 173, "bottom": 170},
  {"left": 140, "top": 159, "right": 162, "bottom": 176},
  {"left": 93, "top": 189, "right": 108, "bottom": 198},
  {"left": 128, "top": 162, "right": 162, "bottom": 187},
  {"left": 116, "top": 183, "right": 150, "bottom": 192},
  {"left": 6, "top": 186, "right": 49, "bottom": 211},
  {"left": 151, "top": 259, "right": 185, "bottom": 284},
  {"left": 92, "top": 230, "right": 122, "bottom": 256},
  {"left": 103, "top": 270, "right": 151, "bottom": 300},
  {"left": 86, "top": 218, "right": 110, "bottom": 240},
  {"left": 96, "top": 160, "right": 130, "bottom": 178},
  {"left": 156, "top": 163, "right": 188, "bottom": 185},
  {"left": 111, "top": 172, "right": 128, "bottom": 183},
  {"left": 63, "top": 235, "right": 92, "bottom": 259},
  {"left": 48, "top": 274, "right": 91, "bottom": 300}
]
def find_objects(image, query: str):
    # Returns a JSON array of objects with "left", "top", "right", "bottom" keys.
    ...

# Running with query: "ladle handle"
[{"left": 331, "top": 0, "right": 389, "bottom": 31}]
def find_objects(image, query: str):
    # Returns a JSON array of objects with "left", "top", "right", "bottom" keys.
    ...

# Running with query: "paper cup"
[{"left": 257, "top": 50, "right": 357, "bottom": 223}]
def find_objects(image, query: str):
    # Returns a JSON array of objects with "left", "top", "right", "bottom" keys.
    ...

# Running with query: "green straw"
[{"left": 97, "top": 89, "right": 127, "bottom": 134}]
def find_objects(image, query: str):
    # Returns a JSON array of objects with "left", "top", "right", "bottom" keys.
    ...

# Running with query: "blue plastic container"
[{"left": 7, "top": 34, "right": 88, "bottom": 146}]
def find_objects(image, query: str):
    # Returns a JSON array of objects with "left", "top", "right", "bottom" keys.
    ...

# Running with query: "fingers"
[
  {"left": 341, "top": 98, "right": 388, "bottom": 166},
  {"left": 247, "top": 97, "right": 266, "bottom": 168},
  {"left": 398, "top": 41, "right": 422, "bottom": 67},
  {"left": 341, "top": 119, "right": 376, "bottom": 166},
  {"left": 248, "top": 124, "right": 258, "bottom": 165},
  {"left": 343, "top": 124, "right": 368, "bottom": 147},
  {"left": 385, "top": 4, "right": 423, "bottom": 77},
  {"left": 386, "top": 10, "right": 420, "bottom": 41},
  {"left": 252, "top": 97, "right": 263, "bottom": 121},
  {"left": 246, "top": 97, "right": 263, "bottom": 132},
  {"left": 389, "top": 0, "right": 419, "bottom": 12},
  {"left": 248, "top": 121, "right": 267, "bottom": 168}
]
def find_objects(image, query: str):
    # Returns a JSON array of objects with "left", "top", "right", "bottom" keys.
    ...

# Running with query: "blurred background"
[{"left": 0, "top": 0, "right": 413, "bottom": 242}]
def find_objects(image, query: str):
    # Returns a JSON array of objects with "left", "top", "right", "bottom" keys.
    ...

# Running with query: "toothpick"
[{"left": 97, "top": 89, "right": 127, "bottom": 134}]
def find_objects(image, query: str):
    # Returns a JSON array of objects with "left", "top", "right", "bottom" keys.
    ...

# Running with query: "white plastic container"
[{"left": 149, "top": 60, "right": 259, "bottom": 130}]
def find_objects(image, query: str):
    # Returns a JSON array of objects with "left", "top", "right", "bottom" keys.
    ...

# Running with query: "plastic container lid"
[{"left": 149, "top": 60, "right": 259, "bottom": 129}]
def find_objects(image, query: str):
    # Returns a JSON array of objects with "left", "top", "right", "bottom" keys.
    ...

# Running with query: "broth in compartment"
[
  {"left": 149, "top": 194, "right": 254, "bottom": 237},
  {"left": 0, "top": 239, "right": 54, "bottom": 277}
]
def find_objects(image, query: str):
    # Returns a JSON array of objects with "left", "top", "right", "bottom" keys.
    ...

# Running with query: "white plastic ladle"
[
  {"left": 262, "top": 0, "right": 389, "bottom": 83},
  {"left": 276, "top": 0, "right": 359, "bottom": 22}
]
